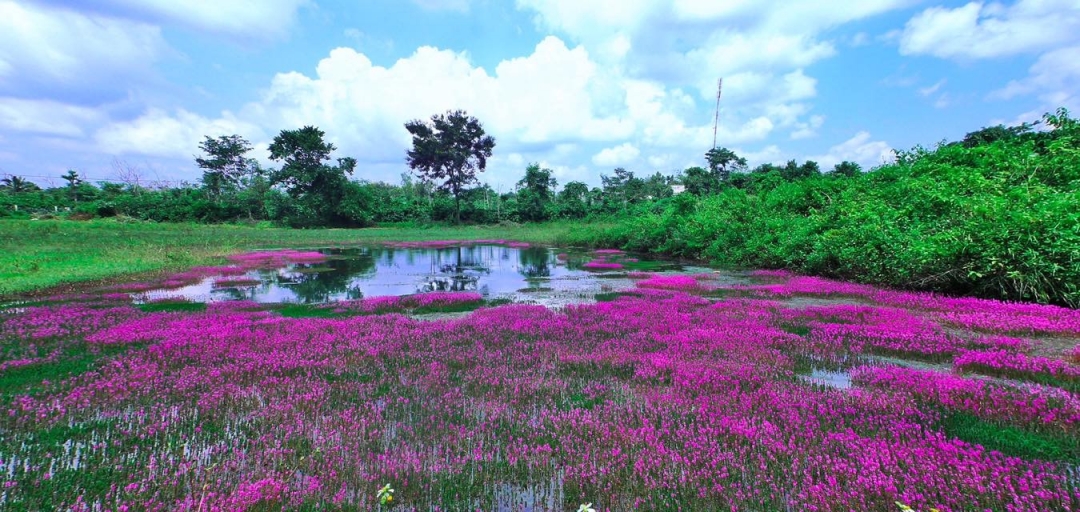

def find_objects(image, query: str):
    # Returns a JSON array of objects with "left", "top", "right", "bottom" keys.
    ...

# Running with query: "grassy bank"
[
  {"left": 559, "top": 118, "right": 1080, "bottom": 307},
  {"left": 0, "top": 219, "right": 604, "bottom": 297}
]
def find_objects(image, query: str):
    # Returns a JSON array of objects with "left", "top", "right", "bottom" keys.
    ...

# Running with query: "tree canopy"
[
  {"left": 405, "top": 110, "right": 495, "bottom": 223},
  {"left": 196, "top": 134, "right": 254, "bottom": 197},
  {"left": 268, "top": 126, "right": 356, "bottom": 225}
]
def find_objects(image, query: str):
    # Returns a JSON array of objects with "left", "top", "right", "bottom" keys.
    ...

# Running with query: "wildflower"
[
  {"left": 578, "top": 503, "right": 596, "bottom": 512},
  {"left": 377, "top": 483, "right": 394, "bottom": 506}
]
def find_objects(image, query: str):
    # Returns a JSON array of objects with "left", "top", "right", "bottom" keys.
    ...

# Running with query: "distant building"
[{"left": 671, "top": 184, "right": 686, "bottom": 195}]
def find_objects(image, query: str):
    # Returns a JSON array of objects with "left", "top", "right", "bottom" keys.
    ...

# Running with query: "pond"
[
  {"left": 137, "top": 244, "right": 735, "bottom": 307},
  {"left": 3, "top": 242, "right": 1079, "bottom": 511}
]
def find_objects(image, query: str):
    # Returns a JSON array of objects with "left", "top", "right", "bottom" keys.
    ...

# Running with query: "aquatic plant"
[
  {"left": 635, "top": 275, "right": 706, "bottom": 292},
  {"left": 853, "top": 366, "right": 1080, "bottom": 430},
  {"left": 955, "top": 350, "right": 1080, "bottom": 388},
  {"left": 2, "top": 283, "right": 1079, "bottom": 510},
  {"left": 582, "top": 261, "right": 624, "bottom": 270}
]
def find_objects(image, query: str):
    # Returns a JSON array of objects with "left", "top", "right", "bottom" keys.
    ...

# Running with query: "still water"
[{"left": 140, "top": 244, "right": 713, "bottom": 305}]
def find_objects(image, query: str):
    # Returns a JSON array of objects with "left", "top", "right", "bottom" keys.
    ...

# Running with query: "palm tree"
[{"left": 0, "top": 175, "right": 38, "bottom": 194}]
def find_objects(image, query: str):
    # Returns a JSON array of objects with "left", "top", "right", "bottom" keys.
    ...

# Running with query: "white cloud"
[
  {"left": 918, "top": 79, "right": 946, "bottom": 97},
  {"left": 899, "top": 0, "right": 1080, "bottom": 60},
  {"left": 0, "top": 98, "right": 104, "bottom": 137},
  {"left": 93, "top": 37, "right": 636, "bottom": 186},
  {"left": 95, "top": 108, "right": 265, "bottom": 159},
  {"left": 809, "top": 132, "right": 895, "bottom": 170},
  {"left": 82, "top": 0, "right": 310, "bottom": 39},
  {"left": 0, "top": 1, "right": 167, "bottom": 97},
  {"left": 592, "top": 143, "right": 640, "bottom": 167},
  {"left": 790, "top": 115, "right": 825, "bottom": 140},
  {"left": 991, "top": 45, "right": 1080, "bottom": 112},
  {"left": 512, "top": 0, "right": 912, "bottom": 166}
]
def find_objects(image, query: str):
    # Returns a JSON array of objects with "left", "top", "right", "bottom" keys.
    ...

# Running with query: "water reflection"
[{"left": 141, "top": 245, "right": 677, "bottom": 305}]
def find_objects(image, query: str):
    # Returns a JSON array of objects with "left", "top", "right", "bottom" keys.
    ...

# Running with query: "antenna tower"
[{"left": 712, "top": 78, "right": 723, "bottom": 149}]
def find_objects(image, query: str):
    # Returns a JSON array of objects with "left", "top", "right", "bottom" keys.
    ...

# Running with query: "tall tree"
[
  {"left": 515, "top": 163, "right": 557, "bottom": 222},
  {"left": 556, "top": 181, "right": 590, "bottom": 219},
  {"left": 704, "top": 147, "right": 747, "bottom": 183},
  {"left": 681, "top": 166, "right": 713, "bottom": 196},
  {"left": 268, "top": 126, "right": 356, "bottom": 224},
  {"left": 196, "top": 134, "right": 253, "bottom": 198},
  {"left": 405, "top": 110, "right": 495, "bottom": 223},
  {"left": 0, "top": 175, "right": 38, "bottom": 194},
  {"left": 62, "top": 170, "right": 82, "bottom": 202}
]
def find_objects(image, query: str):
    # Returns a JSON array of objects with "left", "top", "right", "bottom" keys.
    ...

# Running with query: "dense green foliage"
[
  {"left": 2, "top": 109, "right": 1077, "bottom": 305},
  {"left": 561, "top": 109, "right": 1080, "bottom": 306},
  {"left": 405, "top": 110, "right": 496, "bottom": 223}
]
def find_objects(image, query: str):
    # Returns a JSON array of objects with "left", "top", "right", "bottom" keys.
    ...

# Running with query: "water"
[
  {"left": 138, "top": 245, "right": 712, "bottom": 305},
  {"left": 799, "top": 368, "right": 853, "bottom": 389}
]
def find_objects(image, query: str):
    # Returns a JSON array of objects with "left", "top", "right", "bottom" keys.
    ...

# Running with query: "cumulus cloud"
[
  {"left": 592, "top": 143, "right": 641, "bottom": 167},
  {"left": 0, "top": 1, "right": 167, "bottom": 101},
  {"left": 809, "top": 132, "right": 895, "bottom": 171},
  {"left": 92, "top": 37, "right": 637, "bottom": 184},
  {"left": 512, "top": 0, "right": 913, "bottom": 166},
  {"left": 899, "top": 0, "right": 1080, "bottom": 60},
  {"left": 0, "top": 98, "right": 104, "bottom": 138},
  {"left": 95, "top": 108, "right": 266, "bottom": 159}
]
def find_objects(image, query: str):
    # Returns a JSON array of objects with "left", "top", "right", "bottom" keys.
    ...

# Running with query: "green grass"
[
  {"left": 0, "top": 219, "right": 608, "bottom": 297},
  {"left": 137, "top": 301, "right": 208, "bottom": 313},
  {"left": 0, "top": 343, "right": 146, "bottom": 402},
  {"left": 941, "top": 411, "right": 1080, "bottom": 463}
]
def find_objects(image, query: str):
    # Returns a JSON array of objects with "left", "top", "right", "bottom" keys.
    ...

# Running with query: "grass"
[
  {"left": 137, "top": 301, "right": 208, "bottom": 313},
  {"left": 0, "top": 343, "right": 146, "bottom": 402},
  {"left": 940, "top": 412, "right": 1080, "bottom": 463},
  {"left": 0, "top": 219, "right": 609, "bottom": 297}
]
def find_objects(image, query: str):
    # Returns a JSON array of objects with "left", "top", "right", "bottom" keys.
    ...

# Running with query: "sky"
[{"left": 1, "top": 0, "right": 1078, "bottom": 191}]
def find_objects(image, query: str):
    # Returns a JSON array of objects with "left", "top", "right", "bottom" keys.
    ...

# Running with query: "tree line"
[{"left": 1, "top": 109, "right": 867, "bottom": 226}]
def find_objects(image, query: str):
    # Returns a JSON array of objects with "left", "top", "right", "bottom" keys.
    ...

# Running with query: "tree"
[
  {"left": 642, "top": 172, "right": 673, "bottom": 200},
  {"left": 705, "top": 147, "right": 747, "bottom": 183},
  {"left": 196, "top": 134, "right": 253, "bottom": 198},
  {"left": 557, "top": 181, "right": 590, "bottom": 219},
  {"left": 681, "top": 166, "right": 714, "bottom": 196},
  {"left": 0, "top": 175, "right": 39, "bottom": 194},
  {"left": 831, "top": 161, "right": 862, "bottom": 177},
  {"left": 62, "top": 170, "right": 82, "bottom": 202},
  {"left": 515, "top": 163, "right": 557, "bottom": 222},
  {"left": 405, "top": 110, "right": 495, "bottom": 223},
  {"left": 600, "top": 167, "right": 642, "bottom": 210},
  {"left": 779, "top": 159, "right": 821, "bottom": 181},
  {"left": 268, "top": 126, "right": 356, "bottom": 225}
]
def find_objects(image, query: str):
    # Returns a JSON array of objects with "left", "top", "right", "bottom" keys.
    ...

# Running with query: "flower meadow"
[{"left": 1, "top": 250, "right": 1079, "bottom": 511}]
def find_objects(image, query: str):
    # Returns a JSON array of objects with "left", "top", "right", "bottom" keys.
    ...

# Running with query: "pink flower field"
[{"left": 1, "top": 251, "right": 1079, "bottom": 511}]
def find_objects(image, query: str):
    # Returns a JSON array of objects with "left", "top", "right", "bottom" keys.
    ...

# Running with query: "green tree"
[
  {"left": 196, "top": 134, "right": 253, "bottom": 198},
  {"left": 831, "top": 161, "right": 862, "bottom": 177},
  {"left": 0, "top": 175, "right": 39, "bottom": 194},
  {"left": 681, "top": 166, "right": 714, "bottom": 195},
  {"left": 268, "top": 126, "right": 356, "bottom": 225},
  {"left": 779, "top": 159, "right": 821, "bottom": 181},
  {"left": 515, "top": 163, "right": 557, "bottom": 222},
  {"left": 643, "top": 172, "right": 674, "bottom": 200},
  {"left": 557, "top": 181, "right": 590, "bottom": 219},
  {"left": 705, "top": 147, "right": 747, "bottom": 183},
  {"left": 404, "top": 110, "right": 496, "bottom": 223},
  {"left": 62, "top": 170, "right": 82, "bottom": 203}
]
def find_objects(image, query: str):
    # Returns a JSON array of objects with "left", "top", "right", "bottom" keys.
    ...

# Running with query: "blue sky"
[{"left": 1, "top": 0, "right": 1078, "bottom": 190}]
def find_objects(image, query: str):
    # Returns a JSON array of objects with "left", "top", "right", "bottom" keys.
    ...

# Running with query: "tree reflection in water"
[
  {"left": 420, "top": 246, "right": 490, "bottom": 293},
  {"left": 279, "top": 249, "right": 377, "bottom": 303}
]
